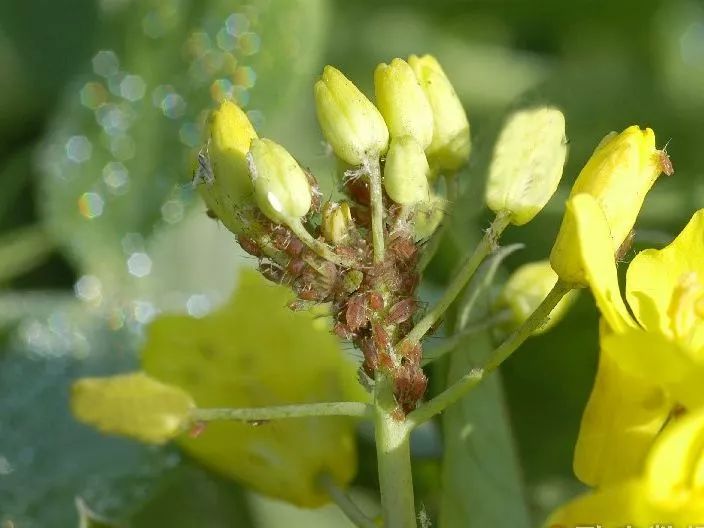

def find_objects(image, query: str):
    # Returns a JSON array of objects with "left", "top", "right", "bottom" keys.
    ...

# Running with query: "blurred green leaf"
[
  {"left": 0, "top": 225, "right": 55, "bottom": 284},
  {"left": 141, "top": 269, "right": 365, "bottom": 508},
  {"left": 37, "top": 0, "right": 328, "bottom": 292}
]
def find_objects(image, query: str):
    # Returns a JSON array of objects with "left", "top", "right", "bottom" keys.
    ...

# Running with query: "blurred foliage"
[{"left": 1, "top": 0, "right": 703, "bottom": 526}]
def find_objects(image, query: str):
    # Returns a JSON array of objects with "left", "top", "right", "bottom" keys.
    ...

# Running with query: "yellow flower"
[
  {"left": 407, "top": 54, "right": 470, "bottom": 172},
  {"left": 197, "top": 100, "right": 258, "bottom": 234},
  {"left": 564, "top": 194, "right": 704, "bottom": 487},
  {"left": 546, "top": 406, "right": 704, "bottom": 528},
  {"left": 550, "top": 126, "right": 663, "bottom": 285},
  {"left": 314, "top": 65, "right": 389, "bottom": 165},
  {"left": 374, "top": 58, "right": 434, "bottom": 149}
]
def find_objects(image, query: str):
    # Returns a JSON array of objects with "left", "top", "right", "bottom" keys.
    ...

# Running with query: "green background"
[{"left": 1, "top": 0, "right": 702, "bottom": 526}]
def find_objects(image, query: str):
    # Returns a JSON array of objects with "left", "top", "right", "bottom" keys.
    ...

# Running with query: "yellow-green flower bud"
[
  {"left": 197, "top": 101, "right": 258, "bottom": 233},
  {"left": 551, "top": 125, "right": 662, "bottom": 285},
  {"left": 495, "top": 261, "right": 578, "bottom": 335},
  {"left": 322, "top": 201, "right": 354, "bottom": 243},
  {"left": 485, "top": 107, "right": 567, "bottom": 226},
  {"left": 413, "top": 193, "right": 447, "bottom": 241},
  {"left": 383, "top": 136, "right": 431, "bottom": 205},
  {"left": 408, "top": 54, "right": 470, "bottom": 172},
  {"left": 374, "top": 58, "right": 434, "bottom": 149},
  {"left": 314, "top": 66, "right": 389, "bottom": 166},
  {"left": 248, "top": 138, "right": 312, "bottom": 224}
]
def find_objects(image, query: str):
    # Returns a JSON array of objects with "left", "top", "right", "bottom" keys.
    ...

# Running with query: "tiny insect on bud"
[
  {"left": 658, "top": 149, "right": 674, "bottom": 176},
  {"left": 342, "top": 269, "right": 364, "bottom": 294},
  {"left": 485, "top": 106, "right": 568, "bottom": 226},
  {"left": 248, "top": 138, "right": 312, "bottom": 225},
  {"left": 412, "top": 194, "right": 446, "bottom": 241},
  {"left": 371, "top": 322, "right": 391, "bottom": 353},
  {"left": 314, "top": 65, "right": 389, "bottom": 165},
  {"left": 383, "top": 135, "right": 431, "bottom": 206},
  {"left": 374, "top": 58, "right": 434, "bottom": 149},
  {"left": 321, "top": 201, "right": 355, "bottom": 244},
  {"left": 237, "top": 234, "right": 263, "bottom": 258},
  {"left": 387, "top": 298, "right": 417, "bottom": 325},
  {"left": 346, "top": 294, "right": 368, "bottom": 332},
  {"left": 408, "top": 54, "right": 470, "bottom": 173},
  {"left": 366, "top": 291, "right": 385, "bottom": 311}
]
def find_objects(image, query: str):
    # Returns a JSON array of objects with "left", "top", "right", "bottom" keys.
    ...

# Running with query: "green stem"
[
  {"left": 365, "top": 158, "right": 385, "bottom": 264},
  {"left": 403, "top": 212, "right": 511, "bottom": 346},
  {"left": 287, "top": 218, "right": 355, "bottom": 268},
  {"left": 190, "top": 401, "right": 372, "bottom": 423},
  {"left": 318, "top": 474, "right": 377, "bottom": 528},
  {"left": 374, "top": 377, "right": 416, "bottom": 528},
  {"left": 407, "top": 279, "right": 573, "bottom": 428}
]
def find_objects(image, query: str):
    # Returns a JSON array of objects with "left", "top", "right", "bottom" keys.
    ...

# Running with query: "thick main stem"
[
  {"left": 190, "top": 401, "right": 372, "bottom": 423},
  {"left": 374, "top": 378, "right": 416, "bottom": 528},
  {"left": 403, "top": 212, "right": 511, "bottom": 345},
  {"left": 407, "top": 279, "right": 573, "bottom": 427},
  {"left": 365, "top": 158, "right": 385, "bottom": 264}
]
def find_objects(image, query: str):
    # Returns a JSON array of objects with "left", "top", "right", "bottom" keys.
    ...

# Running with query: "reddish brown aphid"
[
  {"left": 237, "top": 234, "right": 263, "bottom": 258},
  {"left": 285, "top": 236, "right": 305, "bottom": 258},
  {"left": 371, "top": 322, "right": 391, "bottom": 353},
  {"left": 616, "top": 230, "right": 636, "bottom": 262},
  {"left": 271, "top": 226, "right": 292, "bottom": 251},
  {"left": 366, "top": 291, "right": 384, "bottom": 311},
  {"left": 360, "top": 338, "right": 379, "bottom": 377},
  {"left": 390, "top": 236, "right": 417, "bottom": 262},
  {"left": 345, "top": 177, "right": 370, "bottom": 205},
  {"left": 305, "top": 169, "right": 323, "bottom": 212},
  {"left": 333, "top": 322, "right": 354, "bottom": 340},
  {"left": 259, "top": 263, "right": 284, "bottom": 283},
  {"left": 658, "top": 149, "right": 674, "bottom": 176},
  {"left": 397, "top": 340, "right": 422, "bottom": 364},
  {"left": 345, "top": 294, "right": 368, "bottom": 331},
  {"left": 394, "top": 365, "right": 427, "bottom": 414},
  {"left": 189, "top": 421, "right": 207, "bottom": 438},
  {"left": 387, "top": 298, "right": 417, "bottom": 325},
  {"left": 297, "top": 285, "right": 320, "bottom": 301},
  {"left": 286, "top": 258, "right": 307, "bottom": 277}
]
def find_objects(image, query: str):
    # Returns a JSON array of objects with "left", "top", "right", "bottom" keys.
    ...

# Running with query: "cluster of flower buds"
[{"left": 194, "top": 55, "right": 470, "bottom": 414}]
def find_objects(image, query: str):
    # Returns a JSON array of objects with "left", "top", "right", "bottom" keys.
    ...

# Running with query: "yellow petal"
[
  {"left": 626, "top": 209, "right": 704, "bottom": 335},
  {"left": 645, "top": 406, "right": 704, "bottom": 517},
  {"left": 574, "top": 321, "right": 670, "bottom": 487},
  {"left": 544, "top": 480, "right": 649, "bottom": 528},
  {"left": 552, "top": 193, "right": 636, "bottom": 330},
  {"left": 71, "top": 372, "right": 195, "bottom": 444},
  {"left": 141, "top": 269, "right": 365, "bottom": 508}
]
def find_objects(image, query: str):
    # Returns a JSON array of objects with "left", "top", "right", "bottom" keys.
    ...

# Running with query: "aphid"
[
  {"left": 237, "top": 234, "right": 263, "bottom": 258},
  {"left": 333, "top": 322, "right": 354, "bottom": 340},
  {"left": 206, "top": 209, "right": 218, "bottom": 220},
  {"left": 390, "top": 236, "right": 417, "bottom": 262},
  {"left": 397, "top": 340, "right": 422, "bottom": 364},
  {"left": 285, "top": 236, "right": 305, "bottom": 258},
  {"left": 616, "top": 229, "right": 636, "bottom": 262},
  {"left": 286, "top": 258, "right": 307, "bottom": 277},
  {"left": 346, "top": 294, "right": 368, "bottom": 331},
  {"left": 387, "top": 298, "right": 417, "bottom": 325},
  {"left": 271, "top": 226, "right": 292, "bottom": 252},
  {"left": 259, "top": 262, "right": 284, "bottom": 284},
  {"left": 345, "top": 177, "right": 370, "bottom": 206},
  {"left": 658, "top": 142, "right": 674, "bottom": 176},
  {"left": 371, "top": 322, "right": 393, "bottom": 356},
  {"left": 366, "top": 291, "right": 384, "bottom": 311},
  {"left": 193, "top": 141, "right": 214, "bottom": 186},
  {"left": 341, "top": 269, "right": 364, "bottom": 294},
  {"left": 188, "top": 421, "right": 207, "bottom": 438},
  {"left": 305, "top": 169, "right": 323, "bottom": 212},
  {"left": 297, "top": 285, "right": 320, "bottom": 301}
]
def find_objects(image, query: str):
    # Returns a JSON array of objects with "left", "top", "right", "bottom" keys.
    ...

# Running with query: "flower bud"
[
  {"left": 485, "top": 107, "right": 567, "bottom": 225},
  {"left": 413, "top": 193, "right": 447, "bottom": 241},
  {"left": 374, "top": 58, "right": 434, "bottom": 149},
  {"left": 314, "top": 66, "right": 389, "bottom": 165},
  {"left": 322, "top": 201, "right": 354, "bottom": 243},
  {"left": 494, "top": 261, "right": 578, "bottom": 335},
  {"left": 197, "top": 101, "right": 258, "bottom": 233},
  {"left": 247, "top": 138, "right": 312, "bottom": 225},
  {"left": 383, "top": 135, "right": 430, "bottom": 205},
  {"left": 408, "top": 54, "right": 470, "bottom": 172},
  {"left": 551, "top": 126, "right": 662, "bottom": 285}
]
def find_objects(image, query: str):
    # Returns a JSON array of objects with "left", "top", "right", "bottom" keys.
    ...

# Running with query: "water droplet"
[
  {"left": 127, "top": 252, "right": 152, "bottom": 278},
  {"left": 80, "top": 81, "right": 108, "bottom": 110},
  {"left": 233, "top": 66, "right": 256, "bottom": 89},
  {"left": 161, "top": 199, "right": 184, "bottom": 224},
  {"left": 186, "top": 294, "right": 211, "bottom": 318},
  {"left": 92, "top": 50, "right": 120, "bottom": 77},
  {"left": 102, "top": 161, "right": 130, "bottom": 194},
  {"left": 160, "top": 93, "right": 186, "bottom": 119},
  {"left": 120, "top": 74, "right": 147, "bottom": 101},
  {"left": 66, "top": 135, "right": 93, "bottom": 163},
  {"left": 226, "top": 13, "right": 250, "bottom": 36},
  {"left": 77, "top": 192, "right": 105, "bottom": 219},
  {"left": 238, "top": 32, "right": 261, "bottom": 56}
]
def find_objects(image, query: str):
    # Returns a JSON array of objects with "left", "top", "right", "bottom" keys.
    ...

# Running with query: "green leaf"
[
  {"left": 71, "top": 372, "right": 195, "bottom": 444},
  {"left": 37, "top": 0, "right": 328, "bottom": 289},
  {"left": 141, "top": 269, "right": 366, "bottom": 508},
  {"left": 0, "top": 225, "right": 55, "bottom": 284}
]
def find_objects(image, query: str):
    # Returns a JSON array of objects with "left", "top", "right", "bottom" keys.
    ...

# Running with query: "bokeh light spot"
[
  {"left": 79, "top": 82, "right": 108, "bottom": 110},
  {"left": 233, "top": 66, "right": 256, "bottom": 88},
  {"left": 238, "top": 32, "right": 261, "bottom": 56},
  {"left": 226, "top": 13, "right": 250, "bottom": 36},
  {"left": 102, "top": 161, "right": 130, "bottom": 194},
  {"left": 77, "top": 192, "right": 105, "bottom": 219},
  {"left": 127, "top": 252, "right": 153, "bottom": 278},
  {"left": 92, "top": 50, "right": 120, "bottom": 77},
  {"left": 161, "top": 199, "right": 184, "bottom": 224},
  {"left": 120, "top": 74, "right": 147, "bottom": 101},
  {"left": 66, "top": 135, "right": 93, "bottom": 163}
]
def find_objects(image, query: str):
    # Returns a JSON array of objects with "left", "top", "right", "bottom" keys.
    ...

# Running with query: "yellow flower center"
[{"left": 667, "top": 272, "right": 704, "bottom": 353}]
